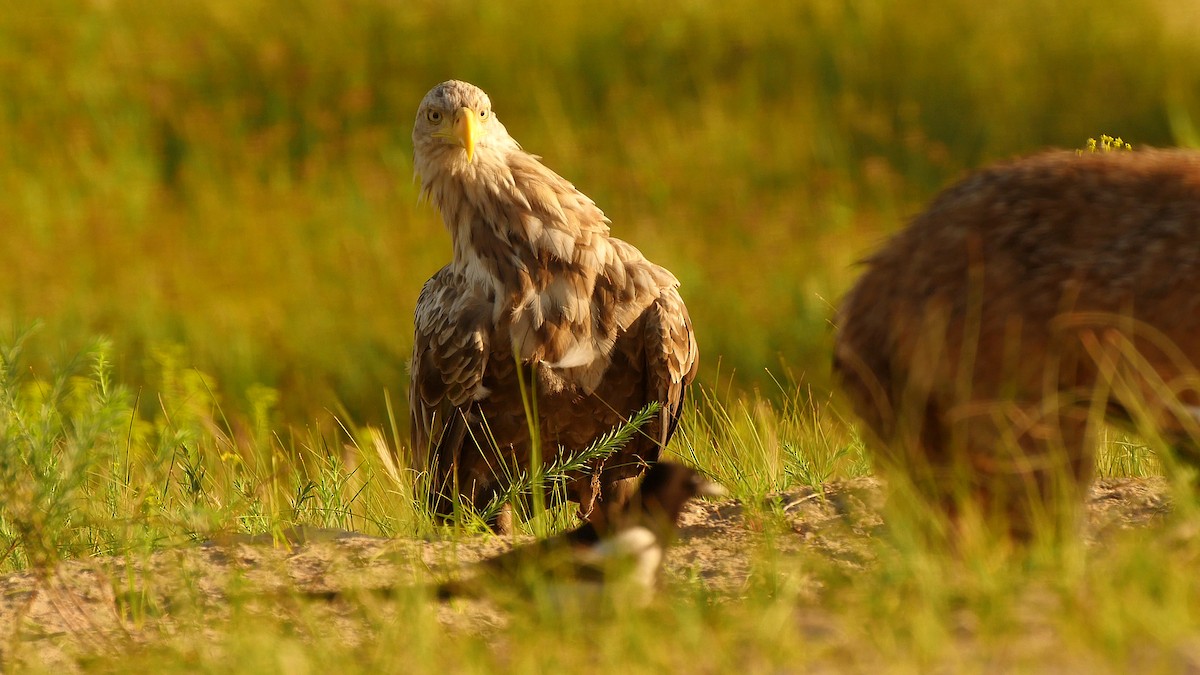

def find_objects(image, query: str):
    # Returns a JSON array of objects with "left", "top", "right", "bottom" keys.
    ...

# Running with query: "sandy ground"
[{"left": 0, "top": 477, "right": 1176, "bottom": 670}]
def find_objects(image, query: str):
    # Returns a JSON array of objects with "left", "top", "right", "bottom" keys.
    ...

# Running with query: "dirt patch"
[{"left": 0, "top": 477, "right": 1177, "bottom": 669}]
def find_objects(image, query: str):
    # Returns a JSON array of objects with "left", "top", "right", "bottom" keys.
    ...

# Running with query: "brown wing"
[
  {"left": 642, "top": 285, "right": 699, "bottom": 452},
  {"left": 409, "top": 267, "right": 492, "bottom": 479}
]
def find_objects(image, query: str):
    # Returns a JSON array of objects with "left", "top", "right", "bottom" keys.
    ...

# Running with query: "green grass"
[
  {"left": 5, "top": 0, "right": 1200, "bottom": 671},
  {"left": 0, "top": 328, "right": 867, "bottom": 572},
  {"left": 5, "top": 330, "right": 1200, "bottom": 673}
]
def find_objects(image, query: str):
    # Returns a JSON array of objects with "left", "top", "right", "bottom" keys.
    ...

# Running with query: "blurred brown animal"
[{"left": 833, "top": 148, "right": 1200, "bottom": 537}]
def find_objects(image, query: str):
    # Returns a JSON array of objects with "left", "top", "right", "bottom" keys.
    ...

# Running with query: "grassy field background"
[
  {"left": 4, "top": 0, "right": 1199, "bottom": 430},
  {"left": 4, "top": 1, "right": 1200, "bottom": 670}
]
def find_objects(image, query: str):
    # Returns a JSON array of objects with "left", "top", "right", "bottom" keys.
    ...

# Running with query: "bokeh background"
[{"left": 3, "top": 0, "right": 1199, "bottom": 434}]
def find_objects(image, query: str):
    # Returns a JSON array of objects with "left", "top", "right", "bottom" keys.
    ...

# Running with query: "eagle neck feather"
[{"left": 422, "top": 146, "right": 672, "bottom": 389}]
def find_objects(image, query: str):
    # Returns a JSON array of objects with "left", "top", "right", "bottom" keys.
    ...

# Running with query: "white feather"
[
  {"left": 549, "top": 339, "right": 604, "bottom": 369},
  {"left": 578, "top": 526, "right": 663, "bottom": 595}
]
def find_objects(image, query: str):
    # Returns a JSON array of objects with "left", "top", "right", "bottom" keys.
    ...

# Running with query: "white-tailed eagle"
[{"left": 408, "top": 80, "right": 698, "bottom": 534}]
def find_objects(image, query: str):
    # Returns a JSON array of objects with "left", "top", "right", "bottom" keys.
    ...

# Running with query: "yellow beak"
[{"left": 452, "top": 106, "right": 480, "bottom": 163}]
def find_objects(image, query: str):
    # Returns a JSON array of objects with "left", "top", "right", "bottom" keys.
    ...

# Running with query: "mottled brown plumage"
[
  {"left": 833, "top": 148, "right": 1200, "bottom": 537},
  {"left": 409, "top": 81, "right": 698, "bottom": 533}
]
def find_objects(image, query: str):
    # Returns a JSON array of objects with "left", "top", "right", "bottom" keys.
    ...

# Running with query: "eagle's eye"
[
  {"left": 479, "top": 108, "right": 490, "bottom": 121},
  {"left": 426, "top": 109, "right": 442, "bottom": 124}
]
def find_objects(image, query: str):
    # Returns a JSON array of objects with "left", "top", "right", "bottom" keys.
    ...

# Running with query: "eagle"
[{"left": 408, "top": 80, "right": 699, "bottom": 534}]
